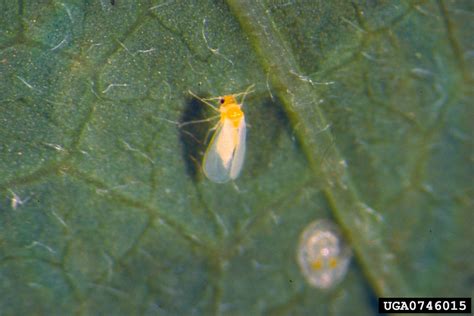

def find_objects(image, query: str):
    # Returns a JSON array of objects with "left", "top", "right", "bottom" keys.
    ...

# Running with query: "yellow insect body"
[{"left": 203, "top": 95, "right": 246, "bottom": 183}]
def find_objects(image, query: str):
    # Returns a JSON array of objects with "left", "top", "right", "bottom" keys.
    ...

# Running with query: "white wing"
[
  {"left": 229, "top": 118, "right": 246, "bottom": 180},
  {"left": 203, "top": 118, "right": 246, "bottom": 183}
]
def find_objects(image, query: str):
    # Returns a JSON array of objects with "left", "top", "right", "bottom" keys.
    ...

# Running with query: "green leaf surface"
[{"left": 1, "top": 0, "right": 472, "bottom": 315}]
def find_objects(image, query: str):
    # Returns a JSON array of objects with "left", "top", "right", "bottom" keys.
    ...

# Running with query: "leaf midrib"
[{"left": 227, "top": 0, "right": 413, "bottom": 297}]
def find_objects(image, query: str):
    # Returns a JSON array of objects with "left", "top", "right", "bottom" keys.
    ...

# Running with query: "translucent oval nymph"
[
  {"left": 189, "top": 86, "right": 253, "bottom": 183},
  {"left": 297, "top": 219, "right": 352, "bottom": 289}
]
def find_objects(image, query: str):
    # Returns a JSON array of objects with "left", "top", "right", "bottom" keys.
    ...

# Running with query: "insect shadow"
[
  {"left": 245, "top": 94, "right": 298, "bottom": 175},
  {"left": 179, "top": 93, "right": 216, "bottom": 182}
]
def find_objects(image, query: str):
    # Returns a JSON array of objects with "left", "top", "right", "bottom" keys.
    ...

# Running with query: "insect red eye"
[{"left": 220, "top": 98, "right": 225, "bottom": 104}]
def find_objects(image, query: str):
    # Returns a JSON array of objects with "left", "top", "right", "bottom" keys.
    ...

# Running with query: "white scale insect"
[
  {"left": 188, "top": 85, "right": 254, "bottom": 183},
  {"left": 297, "top": 219, "right": 352, "bottom": 289}
]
